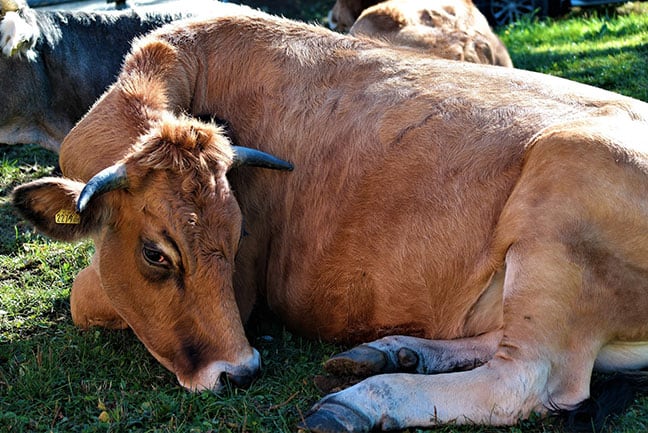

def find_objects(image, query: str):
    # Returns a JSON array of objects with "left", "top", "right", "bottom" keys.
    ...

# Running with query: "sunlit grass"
[{"left": 500, "top": 3, "right": 648, "bottom": 100}]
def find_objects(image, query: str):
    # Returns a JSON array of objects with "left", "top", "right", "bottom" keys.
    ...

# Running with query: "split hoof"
[
  {"left": 324, "top": 344, "right": 421, "bottom": 377},
  {"left": 324, "top": 345, "right": 391, "bottom": 377}
]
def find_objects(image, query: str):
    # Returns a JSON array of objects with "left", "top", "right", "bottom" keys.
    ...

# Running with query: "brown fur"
[
  {"left": 329, "top": 0, "right": 512, "bottom": 67},
  {"left": 348, "top": 0, "right": 513, "bottom": 66},
  {"left": 12, "top": 7, "right": 648, "bottom": 427}
]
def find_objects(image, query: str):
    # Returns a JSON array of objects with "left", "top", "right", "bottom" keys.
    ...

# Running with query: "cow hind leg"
[{"left": 496, "top": 120, "right": 648, "bottom": 429}]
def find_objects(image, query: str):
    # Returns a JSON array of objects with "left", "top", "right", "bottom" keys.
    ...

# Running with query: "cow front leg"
[
  {"left": 324, "top": 331, "right": 501, "bottom": 377},
  {"left": 70, "top": 258, "right": 127, "bottom": 330},
  {"left": 302, "top": 357, "right": 550, "bottom": 432}
]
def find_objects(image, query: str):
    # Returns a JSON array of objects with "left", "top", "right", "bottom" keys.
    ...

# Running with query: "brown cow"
[
  {"left": 347, "top": 0, "right": 513, "bottom": 66},
  {"left": 12, "top": 6, "right": 648, "bottom": 432}
]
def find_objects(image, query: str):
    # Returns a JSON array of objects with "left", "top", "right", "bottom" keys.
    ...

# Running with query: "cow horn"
[
  {"left": 231, "top": 146, "right": 294, "bottom": 171},
  {"left": 0, "top": 0, "right": 20, "bottom": 14},
  {"left": 76, "top": 163, "right": 128, "bottom": 213}
]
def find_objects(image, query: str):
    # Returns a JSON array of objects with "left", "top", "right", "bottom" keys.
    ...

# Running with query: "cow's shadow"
[{"left": 0, "top": 143, "right": 59, "bottom": 254}]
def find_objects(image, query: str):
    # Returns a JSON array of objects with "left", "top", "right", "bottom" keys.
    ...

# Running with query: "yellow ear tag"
[{"left": 55, "top": 209, "right": 80, "bottom": 225}]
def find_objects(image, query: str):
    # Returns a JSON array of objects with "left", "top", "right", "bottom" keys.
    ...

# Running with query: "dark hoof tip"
[
  {"left": 324, "top": 345, "right": 387, "bottom": 376},
  {"left": 299, "top": 403, "right": 372, "bottom": 433},
  {"left": 298, "top": 410, "right": 349, "bottom": 433}
]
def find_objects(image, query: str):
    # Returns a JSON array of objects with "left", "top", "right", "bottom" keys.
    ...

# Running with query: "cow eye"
[{"left": 143, "top": 245, "right": 169, "bottom": 267}]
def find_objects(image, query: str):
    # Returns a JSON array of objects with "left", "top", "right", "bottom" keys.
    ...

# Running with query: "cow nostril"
[{"left": 219, "top": 370, "right": 257, "bottom": 389}]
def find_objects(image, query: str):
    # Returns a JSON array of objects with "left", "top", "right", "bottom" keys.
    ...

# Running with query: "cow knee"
[{"left": 71, "top": 265, "right": 127, "bottom": 329}]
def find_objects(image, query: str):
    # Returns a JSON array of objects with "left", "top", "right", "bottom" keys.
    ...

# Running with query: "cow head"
[
  {"left": 0, "top": 0, "right": 39, "bottom": 59},
  {"left": 12, "top": 115, "right": 293, "bottom": 391}
]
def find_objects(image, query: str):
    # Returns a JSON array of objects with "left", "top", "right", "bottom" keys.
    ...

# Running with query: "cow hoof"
[
  {"left": 299, "top": 402, "right": 372, "bottom": 433},
  {"left": 324, "top": 345, "right": 392, "bottom": 377}
]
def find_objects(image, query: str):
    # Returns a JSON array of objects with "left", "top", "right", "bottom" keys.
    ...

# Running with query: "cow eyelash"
[{"left": 142, "top": 245, "right": 171, "bottom": 268}]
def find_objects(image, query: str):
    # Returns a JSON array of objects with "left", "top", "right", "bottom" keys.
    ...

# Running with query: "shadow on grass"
[
  {"left": 0, "top": 144, "right": 59, "bottom": 254},
  {"left": 509, "top": 42, "right": 648, "bottom": 101}
]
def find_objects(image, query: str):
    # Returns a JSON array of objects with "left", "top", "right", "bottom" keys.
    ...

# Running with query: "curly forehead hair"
[{"left": 128, "top": 113, "right": 234, "bottom": 175}]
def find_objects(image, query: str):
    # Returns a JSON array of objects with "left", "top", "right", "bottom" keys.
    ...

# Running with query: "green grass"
[
  {"left": 2, "top": 2, "right": 648, "bottom": 432},
  {"left": 500, "top": 2, "right": 648, "bottom": 100}
]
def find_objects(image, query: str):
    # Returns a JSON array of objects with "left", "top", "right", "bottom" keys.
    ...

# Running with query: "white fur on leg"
[
  {"left": 307, "top": 358, "right": 552, "bottom": 431},
  {"left": 0, "top": 11, "right": 39, "bottom": 59}
]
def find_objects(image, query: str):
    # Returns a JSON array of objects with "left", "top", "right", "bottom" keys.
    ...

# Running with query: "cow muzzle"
[{"left": 177, "top": 348, "right": 261, "bottom": 392}]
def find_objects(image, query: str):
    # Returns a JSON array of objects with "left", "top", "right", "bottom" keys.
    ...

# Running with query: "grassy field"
[
  {"left": 2, "top": 1, "right": 648, "bottom": 432},
  {"left": 500, "top": 2, "right": 648, "bottom": 101}
]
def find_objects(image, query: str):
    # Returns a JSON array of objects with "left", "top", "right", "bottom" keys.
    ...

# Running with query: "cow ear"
[{"left": 12, "top": 177, "right": 108, "bottom": 242}]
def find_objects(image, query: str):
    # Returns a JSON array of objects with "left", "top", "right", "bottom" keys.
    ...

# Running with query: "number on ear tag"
[{"left": 55, "top": 209, "right": 80, "bottom": 225}]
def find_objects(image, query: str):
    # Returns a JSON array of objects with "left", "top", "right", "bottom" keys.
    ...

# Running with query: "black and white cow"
[{"left": 0, "top": 0, "right": 222, "bottom": 151}]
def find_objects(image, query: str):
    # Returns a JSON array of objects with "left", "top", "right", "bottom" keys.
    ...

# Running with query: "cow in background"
[
  {"left": 0, "top": 0, "right": 221, "bottom": 152},
  {"left": 329, "top": 0, "right": 512, "bottom": 66},
  {"left": 11, "top": 7, "right": 648, "bottom": 432},
  {"left": 328, "top": 0, "right": 380, "bottom": 32}
]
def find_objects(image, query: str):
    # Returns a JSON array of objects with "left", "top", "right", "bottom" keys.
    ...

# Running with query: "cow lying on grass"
[
  {"left": 12, "top": 5, "right": 648, "bottom": 432},
  {"left": 347, "top": 0, "right": 512, "bottom": 66},
  {"left": 0, "top": 0, "right": 219, "bottom": 151}
]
